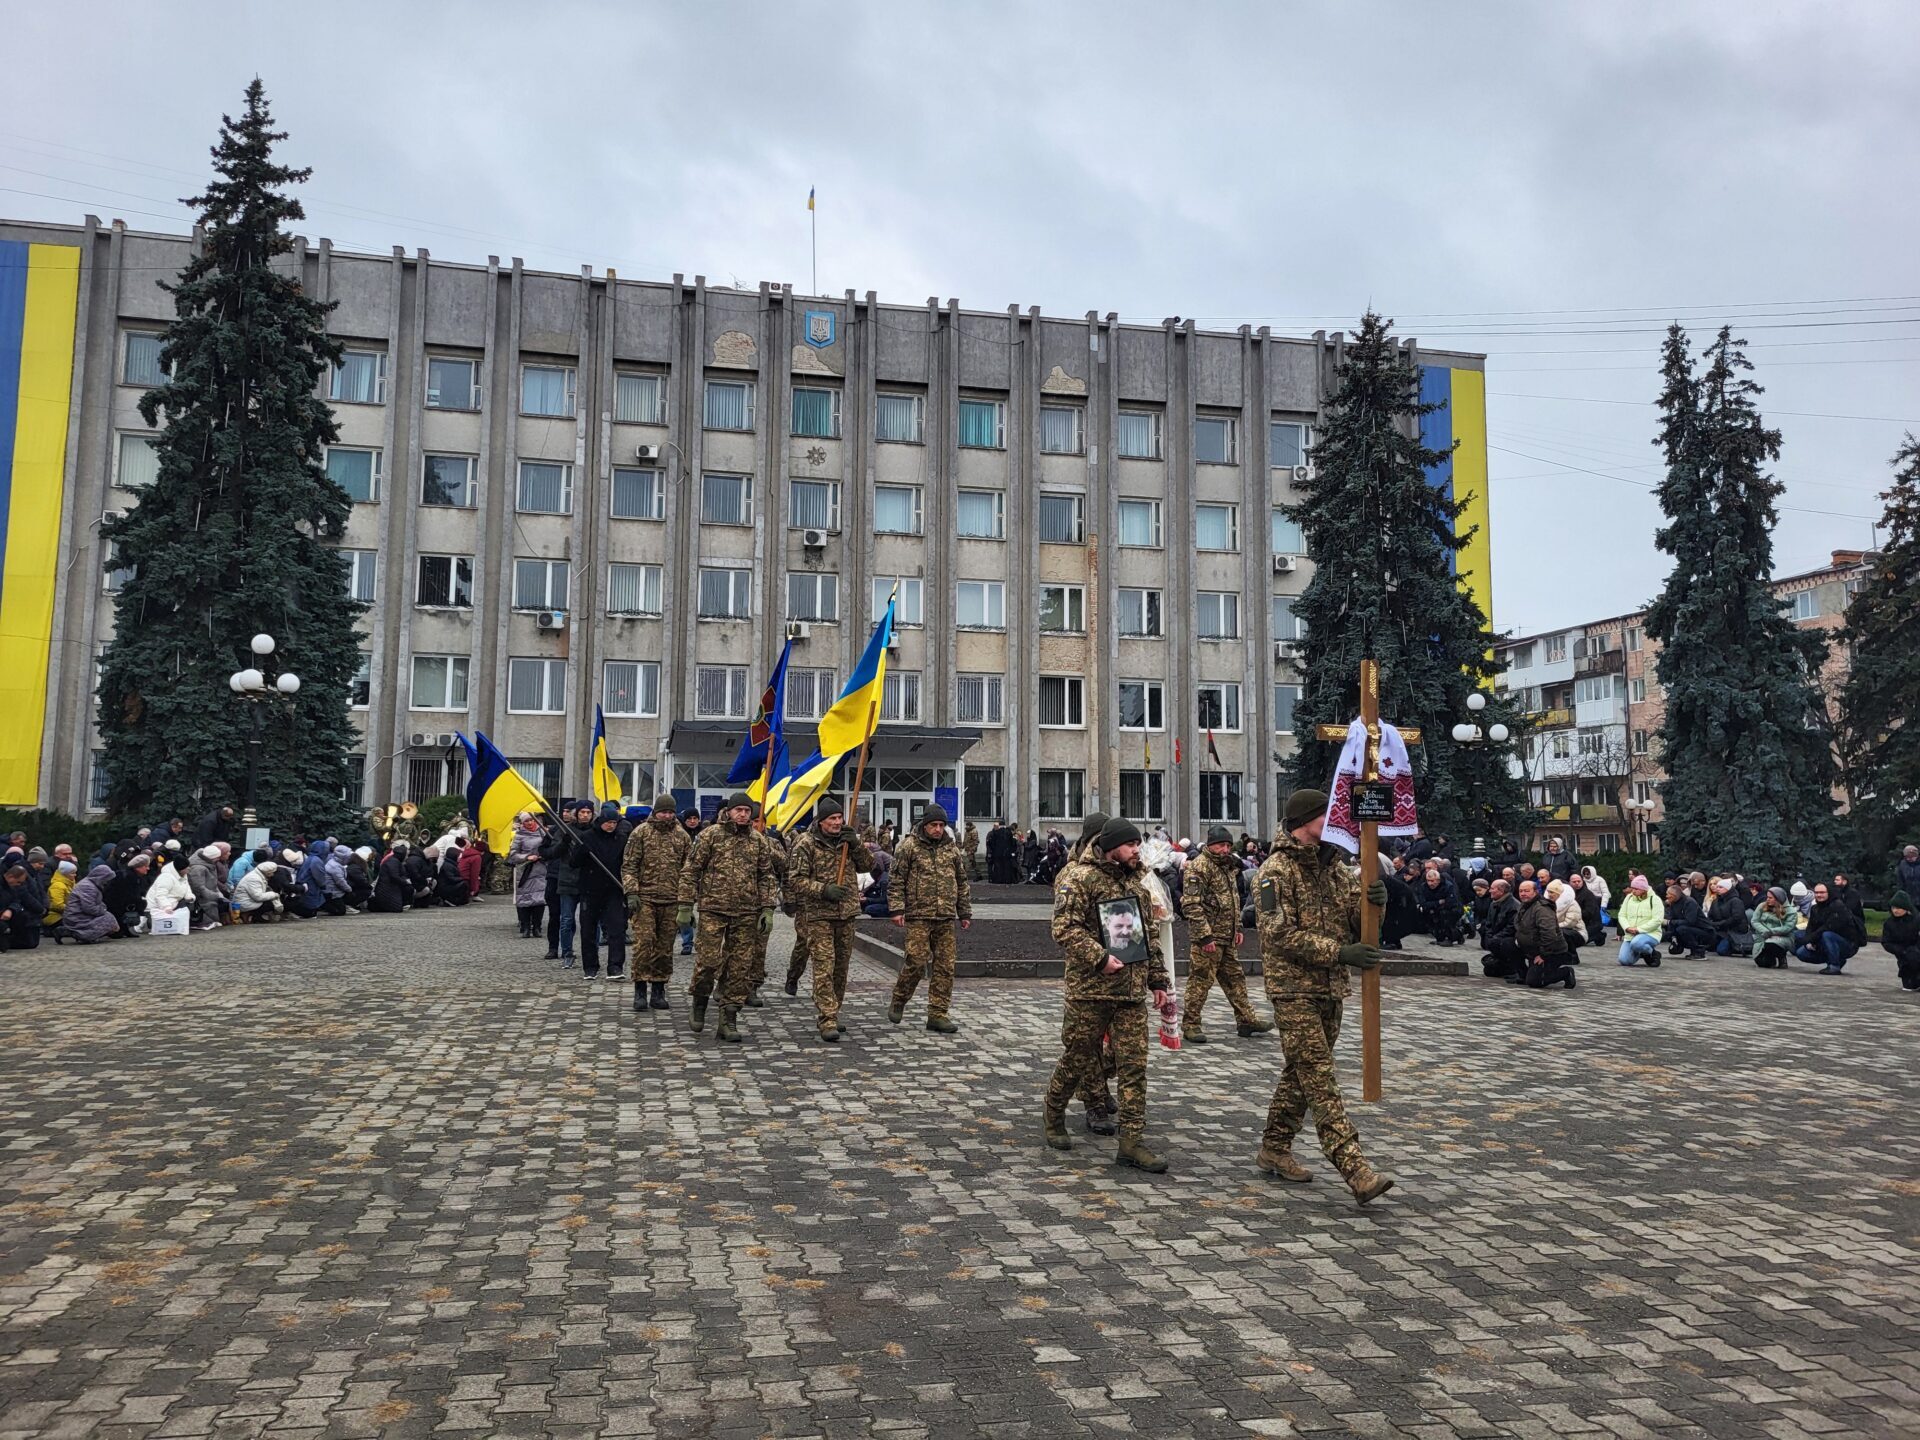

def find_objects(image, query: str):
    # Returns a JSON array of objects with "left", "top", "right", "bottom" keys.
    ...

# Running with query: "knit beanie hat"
[
  {"left": 725, "top": 792, "right": 753, "bottom": 811},
  {"left": 1079, "top": 811, "right": 1111, "bottom": 843},
  {"left": 1630, "top": 876, "right": 1649, "bottom": 893},
  {"left": 1769, "top": 886, "right": 1788, "bottom": 903},
  {"left": 1893, "top": 890, "right": 1913, "bottom": 910},
  {"left": 1282, "top": 788, "right": 1328, "bottom": 831},
  {"left": 57, "top": 859, "right": 76, "bottom": 876},
  {"left": 599, "top": 801, "right": 623, "bottom": 823},
  {"left": 1206, "top": 826, "right": 1233, "bottom": 846},
  {"left": 26, "top": 846, "right": 47, "bottom": 863},
  {"left": 815, "top": 799, "right": 843, "bottom": 820},
  {"left": 921, "top": 804, "right": 949, "bottom": 825},
  {"left": 1097, "top": 818, "right": 1142, "bottom": 851}
]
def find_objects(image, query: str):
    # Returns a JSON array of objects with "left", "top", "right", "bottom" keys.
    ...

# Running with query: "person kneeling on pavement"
[
  {"left": 1515, "top": 880, "right": 1576, "bottom": 989},
  {"left": 1882, "top": 891, "right": 1918, "bottom": 991},
  {"left": 1706, "top": 877, "right": 1753, "bottom": 959},
  {"left": 1415, "top": 865, "right": 1467, "bottom": 946},
  {"left": 1750, "top": 887, "right": 1799, "bottom": 968},
  {"left": 1664, "top": 881, "right": 1713, "bottom": 958},
  {"left": 1478, "top": 879, "right": 1524, "bottom": 978},
  {"left": 1616, "top": 875, "right": 1665, "bottom": 966},
  {"left": 1794, "top": 882, "right": 1865, "bottom": 974}
]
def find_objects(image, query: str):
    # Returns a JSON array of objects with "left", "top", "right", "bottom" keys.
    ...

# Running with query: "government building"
[{"left": 0, "top": 215, "right": 1490, "bottom": 839}]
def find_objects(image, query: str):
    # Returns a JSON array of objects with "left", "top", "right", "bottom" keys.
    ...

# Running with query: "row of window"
[{"left": 120, "top": 334, "right": 1312, "bottom": 463}]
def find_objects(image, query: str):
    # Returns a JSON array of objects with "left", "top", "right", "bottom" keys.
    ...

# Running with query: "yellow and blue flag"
[
  {"left": 726, "top": 637, "right": 793, "bottom": 791},
  {"left": 807, "top": 186, "right": 816, "bottom": 212},
  {"left": 465, "top": 730, "right": 549, "bottom": 854},
  {"left": 816, "top": 597, "right": 892, "bottom": 759},
  {"left": 591, "top": 703, "right": 622, "bottom": 805},
  {"left": 765, "top": 750, "right": 841, "bottom": 833}
]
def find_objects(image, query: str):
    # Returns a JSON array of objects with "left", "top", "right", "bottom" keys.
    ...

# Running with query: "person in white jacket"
[
  {"left": 232, "top": 861, "right": 283, "bottom": 918},
  {"left": 144, "top": 855, "right": 196, "bottom": 929},
  {"left": 1578, "top": 865, "right": 1611, "bottom": 911},
  {"left": 1546, "top": 878, "right": 1586, "bottom": 963}
]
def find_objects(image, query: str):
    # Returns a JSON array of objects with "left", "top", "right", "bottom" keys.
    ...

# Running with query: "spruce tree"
[
  {"left": 1836, "top": 435, "right": 1920, "bottom": 871},
  {"left": 1286, "top": 312, "right": 1529, "bottom": 844},
  {"left": 97, "top": 80, "right": 363, "bottom": 834},
  {"left": 1643, "top": 326, "right": 1839, "bottom": 876}
]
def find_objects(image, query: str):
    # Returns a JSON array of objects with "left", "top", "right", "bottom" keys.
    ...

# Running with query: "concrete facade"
[{"left": 8, "top": 214, "right": 1489, "bottom": 839}]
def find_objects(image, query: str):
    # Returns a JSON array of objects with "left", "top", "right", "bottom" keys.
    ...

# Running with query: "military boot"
[
  {"left": 1083, "top": 1103, "right": 1117, "bottom": 1137},
  {"left": 818, "top": 1019, "right": 840, "bottom": 1044},
  {"left": 1256, "top": 1146, "right": 1314, "bottom": 1183},
  {"left": 1237, "top": 1016, "right": 1276, "bottom": 1037},
  {"left": 745, "top": 990, "right": 764, "bottom": 1008},
  {"left": 784, "top": 975, "right": 800, "bottom": 996},
  {"left": 926, "top": 1015, "right": 959, "bottom": 1034},
  {"left": 1346, "top": 1162, "right": 1395, "bottom": 1205},
  {"left": 690, "top": 996, "right": 709, "bottom": 1033},
  {"left": 887, "top": 1002, "right": 905, "bottom": 1024},
  {"left": 649, "top": 981, "right": 669, "bottom": 1010},
  {"left": 1182, "top": 1029, "right": 1210, "bottom": 1045},
  {"left": 632, "top": 983, "right": 646, "bottom": 1013},
  {"left": 716, "top": 1007, "right": 742, "bottom": 1043},
  {"left": 1115, "top": 1135, "right": 1168, "bottom": 1173},
  {"left": 1043, "top": 1110, "right": 1073, "bottom": 1151}
]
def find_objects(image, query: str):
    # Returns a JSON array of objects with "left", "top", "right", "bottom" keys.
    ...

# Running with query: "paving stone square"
[{"left": 2, "top": 904, "right": 1916, "bottom": 1438}]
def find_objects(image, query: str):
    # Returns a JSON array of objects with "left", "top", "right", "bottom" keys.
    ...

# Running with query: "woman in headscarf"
[
  {"left": 53, "top": 864, "right": 122, "bottom": 943},
  {"left": 370, "top": 845, "right": 411, "bottom": 913},
  {"left": 508, "top": 814, "right": 548, "bottom": 936},
  {"left": 42, "top": 858, "right": 78, "bottom": 934}
]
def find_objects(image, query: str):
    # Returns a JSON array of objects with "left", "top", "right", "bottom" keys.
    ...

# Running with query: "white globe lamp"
[
  {"left": 250, "top": 633, "right": 275, "bottom": 657},
  {"left": 276, "top": 672, "right": 301, "bottom": 695}
]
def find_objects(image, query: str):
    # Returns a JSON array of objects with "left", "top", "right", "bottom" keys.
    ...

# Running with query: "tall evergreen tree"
[
  {"left": 1644, "top": 325, "right": 1839, "bottom": 875},
  {"left": 1286, "top": 312, "right": 1529, "bottom": 843},
  {"left": 97, "top": 80, "right": 363, "bottom": 833},
  {"left": 1836, "top": 435, "right": 1920, "bottom": 870}
]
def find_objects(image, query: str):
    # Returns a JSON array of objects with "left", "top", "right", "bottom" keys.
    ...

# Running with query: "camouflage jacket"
[
  {"left": 787, "top": 828, "right": 876, "bottom": 922},
  {"left": 1180, "top": 849, "right": 1241, "bottom": 947},
  {"left": 1052, "top": 854, "right": 1169, "bottom": 1002},
  {"left": 677, "top": 820, "right": 778, "bottom": 915},
  {"left": 1254, "top": 832, "right": 1362, "bottom": 1000},
  {"left": 890, "top": 830, "right": 971, "bottom": 921},
  {"left": 768, "top": 833, "right": 791, "bottom": 904},
  {"left": 621, "top": 813, "right": 690, "bottom": 903}
]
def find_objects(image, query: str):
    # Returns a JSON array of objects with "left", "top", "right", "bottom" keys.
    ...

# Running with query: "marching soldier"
[
  {"left": 886, "top": 804, "right": 972, "bottom": 1031},
  {"left": 677, "top": 792, "right": 779, "bottom": 1043},
  {"left": 621, "top": 801, "right": 690, "bottom": 1013},
  {"left": 1252, "top": 788, "right": 1394, "bottom": 1204},
  {"left": 745, "top": 801, "right": 786, "bottom": 1007},
  {"left": 1057, "top": 812, "right": 1118, "bottom": 1135},
  {"left": 961, "top": 820, "right": 980, "bottom": 880},
  {"left": 1044, "top": 818, "right": 1175, "bottom": 1172},
  {"left": 1181, "top": 825, "right": 1273, "bottom": 1043},
  {"left": 785, "top": 799, "right": 875, "bottom": 1043}
]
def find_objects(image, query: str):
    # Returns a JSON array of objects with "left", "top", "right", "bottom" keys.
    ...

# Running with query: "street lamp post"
[
  {"left": 229, "top": 633, "right": 301, "bottom": 828},
  {"left": 1451, "top": 691, "right": 1512, "bottom": 852}
]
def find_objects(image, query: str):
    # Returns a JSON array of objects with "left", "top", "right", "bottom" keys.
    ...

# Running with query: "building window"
[
  {"left": 876, "top": 392, "right": 924, "bottom": 443},
  {"left": 1195, "top": 414, "right": 1237, "bottom": 465},
  {"left": 964, "top": 766, "right": 1004, "bottom": 821},
  {"left": 1117, "top": 679, "right": 1164, "bottom": 731},
  {"left": 410, "top": 654, "right": 471, "bottom": 711},
  {"left": 1117, "top": 499, "right": 1162, "bottom": 548},
  {"left": 86, "top": 750, "right": 112, "bottom": 811},
  {"left": 696, "top": 665, "right": 749, "bottom": 718},
  {"left": 350, "top": 651, "right": 371, "bottom": 709},
  {"left": 955, "top": 489, "right": 1005, "bottom": 539},
  {"left": 407, "top": 751, "right": 470, "bottom": 803},
  {"left": 1038, "top": 769, "right": 1085, "bottom": 820},
  {"left": 955, "top": 580, "right": 1005, "bottom": 630},
  {"left": 607, "top": 562, "right": 663, "bottom": 615},
  {"left": 787, "top": 571, "right": 839, "bottom": 622},
  {"left": 1787, "top": 591, "right": 1819, "bottom": 621},
  {"left": 1507, "top": 642, "right": 1535, "bottom": 670},
  {"left": 343, "top": 755, "right": 366, "bottom": 810},
  {"left": 517, "top": 462, "right": 572, "bottom": 515},
  {"left": 1038, "top": 584, "right": 1085, "bottom": 634},
  {"left": 1195, "top": 503, "right": 1239, "bottom": 552},
  {"left": 325, "top": 446, "right": 381, "bottom": 503},
  {"left": 1196, "top": 592, "right": 1239, "bottom": 639},
  {"left": 1199, "top": 772, "right": 1243, "bottom": 822},
  {"left": 791, "top": 386, "right": 843, "bottom": 438},
  {"left": 1576, "top": 727, "right": 1608, "bottom": 756},
  {"left": 1119, "top": 770, "right": 1164, "bottom": 822},
  {"left": 513, "top": 558, "right": 569, "bottom": 611},
  {"left": 102, "top": 541, "right": 134, "bottom": 592},
  {"left": 507, "top": 657, "right": 567, "bottom": 714},
  {"left": 1271, "top": 597, "right": 1304, "bottom": 642},
  {"left": 1040, "top": 405, "right": 1084, "bottom": 455},
  {"left": 422, "top": 453, "right": 478, "bottom": 508},
  {"left": 1038, "top": 492, "right": 1084, "bottom": 544},
  {"left": 704, "top": 379, "right": 754, "bottom": 431},
  {"left": 1269, "top": 421, "right": 1309, "bottom": 469},
  {"left": 615, "top": 372, "right": 666, "bottom": 425},
  {"left": 1117, "top": 587, "right": 1163, "bottom": 638},
  {"left": 520, "top": 364, "right": 576, "bottom": 417},
  {"left": 1550, "top": 732, "right": 1572, "bottom": 760},
  {"left": 425, "top": 356, "right": 480, "bottom": 411},
  {"left": 329, "top": 350, "right": 387, "bottom": 405},
  {"left": 784, "top": 667, "right": 838, "bottom": 721},
  {"left": 1625, "top": 626, "right": 1643, "bottom": 652},
  {"left": 1632, "top": 729, "right": 1650, "bottom": 756},
  {"left": 506, "top": 759, "right": 563, "bottom": 807},
  {"left": 874, "top": 484, "right": 924, "bottom": 535},
  {"left": 1117, "top": 409, "right": 1162, "bottom": 460},
  {"left": 610, "top": 467, "right": 665, "bottom": 520},
  {"left": 1038, "top": 675, "right": 1085, "bottom": 728},
  {"left": 790, "top": 479, "right": 841, "bottom": 531},
  {"left": 123, "top": 331, "right": 168, "bottom": 387},
  {"left": 957, "top": 672, "right": 1004, "bottom": 726},
  {"left": 959, "top": 397, "right": 1006, "bottom": 449},
  {"left": 873, "top": 576, "right": 924, "bottom": 626},
  {"left": 115, "top": 432, "right": 161, "bottom": 490},
  {"left": 881, "top": 670, "right": 922, "bottom": 723},
  {"left": 1271, "top": 508, "right": 1304, "bottom": 554},
  {"left": 1273, "top": 683, "right": 1301, "bottom": 734},
  {"left": 700, "top": 472, "right": 753, "bottom": 526},
  {"left": 343, "top": 549, "right": 377, "bottom": 603},
  {"left": 1197, "top": 682, "right": 1242, "bottom": 732},
  {"left": 1545, "top": 635, "right": 1567, "bottom": 663},
  {"left": 416, "top": 554, "right": 474, "bottom": 609},
  {"left": 1630, "top": 675, "right": 1647, "bottom": 703},
  {"left": 603, "top": 660, "right": 660, "bottom": 718},
  {"left": 697, "top": 567, "right": 752, "bottom": 619}
]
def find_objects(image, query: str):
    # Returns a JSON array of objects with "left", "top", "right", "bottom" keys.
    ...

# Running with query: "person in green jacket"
[
  {"left": 1750, "top": 887, "right": 1801, "bottom": 968},
  {"left": 1615, "top": 875, "right": 1665, "bottom": 967}
]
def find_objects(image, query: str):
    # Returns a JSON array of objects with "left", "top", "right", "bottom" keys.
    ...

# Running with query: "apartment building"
[{"left": 1, "top": 215, "right": 1491, "bottom": 838}]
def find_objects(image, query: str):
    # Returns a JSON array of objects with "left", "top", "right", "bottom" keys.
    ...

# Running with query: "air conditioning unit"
[
  {"left": 409, "top": 731, "right": 432, "bottom": 748},
  {"left": 801, "top": 527, "right": 828, "bottom": 549},
  {"left": 435, "top": 732, "right": 458, "bottom": 748},
  {"left": 1272, "top": 554, "right": 1298, "bottom": 574},
  {"left": 1274, "top": 640, "right": 1303, "bottom": 662},
  {"left": 1291, "top": 464, "right": 1312, "bottom": 482},
  {"left": 635, "top": 443, "right": 659, "bottom": 461},
  {"left": 785, "top": 621, "right": 812, "bottom": 641},
  {"left": 885, "top": 638, "right": 901, "bottom": 656},
  {"left": 536, "top": 610, "right": 567, "bottom": 631}
]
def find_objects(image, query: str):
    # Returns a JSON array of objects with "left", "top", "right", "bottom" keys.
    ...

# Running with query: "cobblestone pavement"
[{"left": 3, "top": 904, "right": 1917, "bottom": 1439}]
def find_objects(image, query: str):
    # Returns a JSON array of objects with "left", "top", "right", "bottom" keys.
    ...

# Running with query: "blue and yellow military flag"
[
  {"left": 467, "top": 730, "right": 549, "bottom": 854},
  {"left": 591, "top": 703, "right": 622, "bottom": 805},
  {"left": 457, "top": 732, "right": 483, "bottom": 817},
  {"left": 765, "top": 750, "right": 841, "bottom": 833},
  {"left": 726, "top": 637, "right": 793, "bottom": 790},
  {"left": 815, "top": 596, "right": 893, "bottom": 759},
  {"left": 807, "top": 186, "right": 816, "bottom": 212}
]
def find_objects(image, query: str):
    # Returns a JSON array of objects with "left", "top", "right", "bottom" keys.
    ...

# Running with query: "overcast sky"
[{"left": 7, "top": 1, "right": 1916, "bottom": 636}]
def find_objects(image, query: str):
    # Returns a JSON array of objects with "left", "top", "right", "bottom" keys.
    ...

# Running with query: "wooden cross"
[{"left": 1315, "top": 659, "right": 1421, "bottom": 1103}]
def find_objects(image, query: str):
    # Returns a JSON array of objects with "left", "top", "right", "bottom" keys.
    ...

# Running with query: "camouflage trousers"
[
  {"left": 691, "top": 912, "right": 759, "bottom": 1008},
  {"left": 890, "top": 920, "right": 957, "bottom": 1018},
  {"left": 784, "top": 927, "right": 813, "bottom": 988},
  {"left": 796, "top": 917, "right": 853, "bottom": 1023},
  {"left": 631, "top": 900, "right": 679, "bottom": 983},
  {"left": 1262, "top": 997, "right": 1362, "bottom": 1175},
  {"left": 751, "top": 919, "right": 770, "bottom": 989},
  {"left": 1182, "top": 941, "right": 1257, "bottom": 1034},
  {"left": 1045, "top": 999, "right": 1148, "bottom": 1139},
  {"left": 1074, "top": 1032, "right": 1116, "bottom": 1113}
]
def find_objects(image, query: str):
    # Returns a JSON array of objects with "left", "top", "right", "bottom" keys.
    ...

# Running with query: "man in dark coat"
[
  {"left": 1794, "top": 882, "right": 1866, "bottom": 974},
  {"left": 986, "top": 821, "right": 1017, "bottom": 885},
  {"left": 1541, "top": 840, "right": 1576, "bottom": 883},
  {"left": 192, "top": 806, "right": 237, "bottom": 850},
  {"left": 434, "top": 847, "right": 471, "bottom": 906},
  {"left": 571, "top": 802, "right": 632, "bottom": 981},
  {"left": 404, "top": 845, "right": 437, "bottom": 906},
  {"left": 1478, "top": 879, "right": 1523, "bottom": 979},
  {"left": 543, "top": 800, "right": 596, "bottom": 963},
  {"left": 0, "top": 864, "right": 48, "bottom": 950},
  {"left": 1664, "top": 882, "right": 1713, "bottom": 958},
  {"left": 1413, "top": 866, "right": 1465, "bottom": 945},
  {"left": 1514, "top": 880, "right": 1575, "bottom": 989},
  {"left": 370, "top": 847, "right": 411, "bottom": 913},
  {"left": 103, "top": 854, "right": 153, "bottom": 936}
]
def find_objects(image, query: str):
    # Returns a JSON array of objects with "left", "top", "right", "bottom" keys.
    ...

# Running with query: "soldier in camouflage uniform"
[
  {"left": 1056, "top": 813, "right": 1118, "bottom": 1135},
  {"left": 786, "top": 798, "right": 875, "bottom": 1042},
  {"left": 1251, "top": 788, "right": 1394, "bottom": 1204},
  {"left": 887, "top": 804, "right": 972, "bottom": 1032},
  {"left": 677, "top": 792, "right": 779, "bottom": 1043},
  {"left": 621, "top": 802, "right": 691, "bottom": 1013},
  {"left": 961, "top": 820, "right": 980, "bottom": 880},
  {"left": 1181, "top": 825, "right": 1273, "bottom": 1042},
  {"left": 744, "top": 802, "right": 787, "bottom": 1007},
  {"left": 1044, "top": 818, "right": 1175, "bottom": 1172}
]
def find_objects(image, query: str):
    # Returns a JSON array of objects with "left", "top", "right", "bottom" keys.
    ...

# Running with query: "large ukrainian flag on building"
[
  {"left": 1418, "top": 362, "right": 1492, "bottom": 625},
  {"left": 0, "top": 241, "right": 80, "bottom": 805}
]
